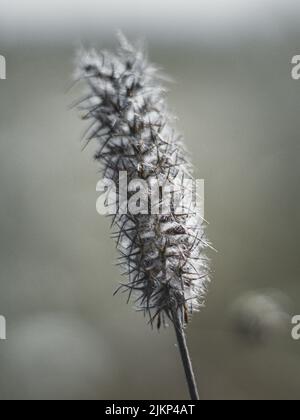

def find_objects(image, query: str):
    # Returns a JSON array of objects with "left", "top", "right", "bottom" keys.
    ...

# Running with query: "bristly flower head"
[{"left": 75, "top": 33, "right": 211, "bottom": 329}]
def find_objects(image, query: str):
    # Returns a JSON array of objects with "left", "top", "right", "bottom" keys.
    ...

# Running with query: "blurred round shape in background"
[
  {"left": 231, "top": 290, "right": 291, "bottom": 344},
  {"left": 0, "top": 313, "right": 115, "bottom": 400}
]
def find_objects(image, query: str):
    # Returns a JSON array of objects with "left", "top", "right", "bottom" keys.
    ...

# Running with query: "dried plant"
[{"left": 74, "top": 33, "right": 211, "bottom": 400}]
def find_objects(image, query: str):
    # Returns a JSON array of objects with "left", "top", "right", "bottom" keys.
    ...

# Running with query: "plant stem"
[{"left": 172, "top": 308, "right": 199, "bottom": 401}]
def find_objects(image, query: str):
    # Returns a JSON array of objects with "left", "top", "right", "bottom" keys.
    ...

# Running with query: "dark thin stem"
[{"left": 171, "top": 308, "right": 199, "bottom": 401}]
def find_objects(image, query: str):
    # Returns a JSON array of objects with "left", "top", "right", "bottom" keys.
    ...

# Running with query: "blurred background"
[{"left": 0, "top": 0, "right": 300, "bottom": 400}]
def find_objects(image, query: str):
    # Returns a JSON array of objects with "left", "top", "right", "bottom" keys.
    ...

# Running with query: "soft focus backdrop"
[{"left": 0, "top": 0, "right": 299, "bottom": 400}]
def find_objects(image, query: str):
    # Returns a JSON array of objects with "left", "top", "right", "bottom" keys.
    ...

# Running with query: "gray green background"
[{"left": 0, "top": 0, "right": 299, "bottom": 400}]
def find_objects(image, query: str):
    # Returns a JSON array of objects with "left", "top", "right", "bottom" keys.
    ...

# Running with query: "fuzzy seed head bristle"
[{"left": 75, "top": 34, "right": 211, "bottom": 328}]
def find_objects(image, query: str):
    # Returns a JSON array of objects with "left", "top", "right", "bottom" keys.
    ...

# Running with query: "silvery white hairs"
[{"left": 75, "top": 34, "right": 210, "bottom": 329}]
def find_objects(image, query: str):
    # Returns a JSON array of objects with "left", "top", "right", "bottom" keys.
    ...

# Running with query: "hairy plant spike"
[{"left": 75, "top": 34, "right": 210, "bottom": 330}]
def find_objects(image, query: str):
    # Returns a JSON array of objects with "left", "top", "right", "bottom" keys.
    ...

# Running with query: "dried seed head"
[{"left": 75, "top": 34, "right": 211, "bottom": 328}]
